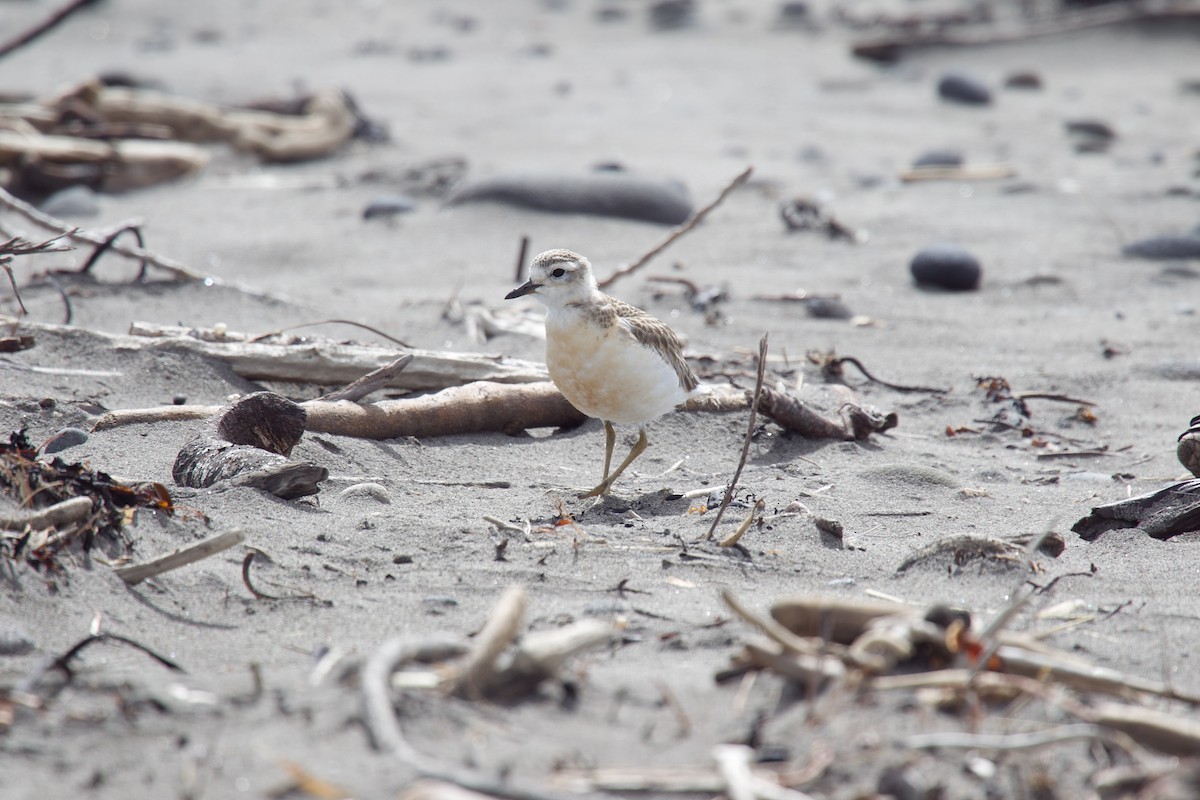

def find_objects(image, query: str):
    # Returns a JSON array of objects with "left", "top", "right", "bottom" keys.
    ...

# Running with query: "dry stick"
[
  {"left": 720, "top": 589, "right": 822, "bottom": 658},
  {"left": 514, "top": 234, "right": 530, "bottom": 283},
  {"left": 0, "top": 0, "right": 101, "bottom": 59},
  {"left": 452, "top": 584, "right": 527, "bottom": 698},
  {"left": 20, "top": 632, "right": 184, "bottom": 693},
  {"left": 707, "top": 334, "right": 767, "bottom": 540},
  {"left": 112, "top": 529, "right": 245, "bottom": 586},
  {"left": 75, "top": 222, "right": 148, "bottom": 279},
  {"left": 597, "top": 166, "right": 753, "bottom": 291},
  {"left": 905, "top": 724, "right": 1131, "bottom": 754},
  {"left": 1016, "top": 391, "right": 1097, "bottom": 406},
  {"left": 0, "top": 496, "right": 93, "bottom": 531},
  {"left": 832, "top": 356, "right": 948, "bottom": 394},
  {"left": 317, "top": 354, "right": 413, "bottom": 402},
  {"left": 0, "top": 186, "right": 209, "bottom": 282},
  {"left": 248, "top": 318, "right": 412, "bottom": 349}
]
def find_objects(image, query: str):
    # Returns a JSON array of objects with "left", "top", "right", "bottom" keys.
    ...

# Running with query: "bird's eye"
[{"left": 551, "top": 268, "right": 566, "bottom": 278}]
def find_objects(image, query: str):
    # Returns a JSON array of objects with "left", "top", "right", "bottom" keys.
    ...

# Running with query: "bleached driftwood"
[
  {"left": 113, "top": 529, "right": 246, "bottom": 586},
  {"left": 0, "top": 130, "right": 208, "bottom": 192}
]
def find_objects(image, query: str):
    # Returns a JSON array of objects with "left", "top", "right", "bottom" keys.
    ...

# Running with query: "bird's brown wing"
[{"left": 609, "top": 297, "right": 700, "bottom": 393}]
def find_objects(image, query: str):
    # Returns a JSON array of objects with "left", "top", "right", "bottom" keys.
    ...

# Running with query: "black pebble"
[
  {"left": 448, "top": 172, "right": 693, "bottom": 225},
  {"left": 912, "top": 148, "right": 964, "bottom": 168},
  {"left": 42, "top": 427, "right": 89, "bottom": 454},
  {"left": 1123, "top": 234, "right": 1200, "bottom": 260},
  {"left": 910, "top": 244, "right": 982, "bottom": 291},
  {"left": 805, "top": 297, "right": 853, "bottom": 320},
  {"left": 937, "top": 71, "right": 992, "bottom": 105},
  {"left": 649, "top": 0, "right": 695, "bottom": 29},
  {"left": 363, "top": 194, "right": 416, "bottom": 220}
]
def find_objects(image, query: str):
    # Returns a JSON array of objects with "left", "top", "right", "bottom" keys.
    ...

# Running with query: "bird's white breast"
[{"left": 544, "top": 306, "right": 689, "bottom": 425}]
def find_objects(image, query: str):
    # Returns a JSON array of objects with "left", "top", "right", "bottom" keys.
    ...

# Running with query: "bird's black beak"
[{"left": 505, "top": 279, "right": 539, "bottom": 299}]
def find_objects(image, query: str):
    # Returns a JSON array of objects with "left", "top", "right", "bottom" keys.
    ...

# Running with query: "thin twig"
[
  {"left": 833, "top": 356, "right": 948, "bottom": 393},
  {"left": 0, "top": 0, "right": 101, "bottom": 59},
  {"left": 906, "top": 724, "right": 1131, "bottom": 754},
  {"left": 1016, "top": 391, "right": 1097, "bottom": 406},
  {"left": 514, "top": 234, "right": 530, "bottom": 283},
  {"left": 20, "top": 632, "right": 185, "bottom": 693},
  {"left": 241, "top": 549, "right": 278, "bottom": 600},
  {"left": 0, "top": 186, "right": 208, "bottom": 282},
  {"left": 707, "top": 334, "right": 767, "bottom": 540},
  {"left": 76, "top": 222, "right": 147, "bottom": 278},
  {"left": 598, "top": 166, "right": 752, "bottom": 290},
  {"left": 248, "top": 318, "right": 412, "bottom": 348}
]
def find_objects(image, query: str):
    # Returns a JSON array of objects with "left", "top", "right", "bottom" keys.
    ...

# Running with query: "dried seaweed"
[{"left": 0, "top": 429, "right": 172, "bottom": 578}]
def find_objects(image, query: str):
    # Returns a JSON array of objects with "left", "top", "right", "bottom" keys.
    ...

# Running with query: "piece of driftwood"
[
  {"left": 112, "top": 529, "right": 245, "bottom": 586},
  {"left": 172, "top": 392, "right": 328, "bottom": 498},
  {"left": 754, "top": 387, "right": 851, "bottom": 440},
  {"left": 124, "top": 321, "right": 550, "bottom": 390},
  {"left": 0, "top": 495, "right": 92, "bottom": 531},
  {"left": 1179, "top": 415, "right": 1200, "bottom": 477},
  {"left": 1072, "top": 478, "right": 1200, "bottom": 541},
  {"left": 0, "top": 129, "right": 208, "bottom": 192},
  {"left": 317, "top": 354, "right": 413, "bottom": 402},
  {"left": 451, "top": 585, "right": 527, "bottom": 700}
]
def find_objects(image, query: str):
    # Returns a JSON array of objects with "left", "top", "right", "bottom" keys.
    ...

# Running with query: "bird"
[{"left": 505, "top": 248, "right": 707, "bottom": 497}]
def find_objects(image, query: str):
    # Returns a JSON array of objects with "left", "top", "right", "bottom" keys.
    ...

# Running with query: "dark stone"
[
  {"left": 937, "top": 71, "right": 992, "bottom": 105},
  {"left": 805, "top": 297, "right": 853, "bottom": 319},
  {"left": 1123, "top": 234, "right": 1200, "bottom": 260},
  {"left": 649, "top": 0, "right": 695, "bottom": 29},
  {"left": 42, "top": 427, "right": 88, "bottom": 455},
  {"left": 363, "top": 194, "right": 416, "bottom": 220},
  {"left": 448, "top": 172, "right": 693, "bottom": 225},
  {"left": 910, "top": 243, "right": 982, "bottom": 291},
  {"left": 0, "top": 622, "right": 34, "bottom": 656},
  {"left": 912, "top": 148, "right": 964, "bottom": 168}
]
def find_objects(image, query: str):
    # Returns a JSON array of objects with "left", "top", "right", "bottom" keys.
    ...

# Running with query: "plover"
[{"left": 506, "top": 249, "right": 707, "bottom": 497}]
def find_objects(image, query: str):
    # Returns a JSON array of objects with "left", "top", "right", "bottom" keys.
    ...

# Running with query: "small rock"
[
  {"left": 912, "top": 148, "right": 964, "bottom": 168},
  {"left": 1004, "top": 70, "right": 1043, "bottom": 90},
  {"left": 937, "top": 71, "right": 992, "bottom": 105},
  {"left": 173, "top": 395, "right": 188, "bottom": 405},
  {"left": 339, "top": 482, "right": 391, "bottom": 503},
  {"left": 362, "top": 194, "right": 416, "bottom": 220},
  {"left": 1066, "top": 119, "right": 1116, "bottom": 153},
  {"left": 1123, "top": 234, "right": 1200, "bottom": 260},
  {"left": 804, "top": 297, "right": 853, "bottom": 319},
  {"left": 41, "top": 427, "right": 88, "bottom": 455},
  {"left": 910, "top": 243, "right": 982, "bottom": 291},
  {"left": 39, "top": 185, "right": 101, "bottom": 218},
  {"left": 422, "top": 595, "right": 459, "bottom": 612},
  {"left": 448, "top": 172, "right": 693, "bottom": 225}
]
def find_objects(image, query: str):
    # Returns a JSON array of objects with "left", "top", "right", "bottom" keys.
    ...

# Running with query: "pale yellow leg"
[
  {"left": 580, "top": 427, "right": 648, "bottom": 498},
  {"left": 601, "top": 421, "right": 616, "bottom": 482}
]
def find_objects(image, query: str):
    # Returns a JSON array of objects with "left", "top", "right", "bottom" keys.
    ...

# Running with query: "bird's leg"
[
  {"left": 580, "top": 428, "right": 648, "bottom": 498},
  {"left": 601, "top": 421, "right": 616, "bottom": 482}
]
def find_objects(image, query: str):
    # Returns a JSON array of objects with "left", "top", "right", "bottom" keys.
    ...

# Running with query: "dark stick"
[
  {"left": 707, "top": 334, "right": 767, "bottom": 541},
  {"left": 242, "top": 550, "right": 278, "bottom": 600},
  {"left": 248, "top": 318, "right": 411, "bottom": 348},
  {"left": 0, "top": 0, "right": 102, "bottom": 60},
  {"left": 20, "top": 632, "right": 185, "bottom": 693},
  {"left": 77, "top": 223, "right": 147, "bottom": 278},
  {"left": 833, "top": 356, "right": 948, "bottom": 394},
  {"left": 317, "top": 354, "right": 413, "bottom": 402},
  {"left": 514, "top": 235, "right": 530, "bottom": 283}
]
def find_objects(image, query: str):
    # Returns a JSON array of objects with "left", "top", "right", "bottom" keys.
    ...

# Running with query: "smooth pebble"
[
  {"left": 910, "top": 243, "right": 982, "bottom": 291},
  {"left": 362, "top": 194, "right": 416, "bottom": 220},
  {"left": 912, "top": 149, "right": 964, "bottom": 168},
  {"left": 1123, "top": 234, "right": 1200, "bottom": 260},
  {"left": 42, "top": 427, "right": 89, "bottom": 454},
  {"left": 39, "top": 185, "right": 101, "bottom": 218},
  {"left": 340, "top": 482, "right": 391, "bottom": 503},
  {"left": 937, "top": 71, "right": 992, "bottom": 105},
  {"left": 448, "top": 171, "right": 693, "bottom": 225}
]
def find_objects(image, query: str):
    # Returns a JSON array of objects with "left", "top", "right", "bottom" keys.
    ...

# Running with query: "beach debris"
[
  {"left": 362, "top": 194, "right": 416, "bottom": 221},
  {"left": 362, "top": 585, "right": 616, "bottom": 791},
  {"left": 910, "top": 243, "right": 982, "bottom": 291},
  {"left": 447, "top": 170, "right": 693, "bottom": 225},
  {"left": 778, "top": 196, "right": 865, "bottom": 242},
  {"left": 1004, "top": 70, "right": 1043, "bottom": 90},
  {"left": 172, "top": 392, "right": 326, "bottom": 499},
  {"left": 0, "top": 430, "right": 172, "bottom": 578},
  {"left": 1072, "top": 477, "right": 1200, "bottom": 540},
  {"left": 113, "top": 529, "right": 245, "bottom": 586},
  {"left": 1065, "top": 118, "right": 1117, "bottom": 153},
  {"left": 1122, "top": 233, "right": 1200, "bottom": 260},
  {"left": 937, "top": 71, "right": 992, "bottom": 105},
  {"left": 807, "top": 349, "right": 949, "bottom": 393}
]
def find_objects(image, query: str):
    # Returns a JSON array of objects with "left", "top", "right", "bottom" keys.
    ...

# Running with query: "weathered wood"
[
  {"left": 1072, "top": 478, "right": 1200, "bottom": 540},
  {"left": 113, "top": 529, "right": 246, "bottom": 586}
]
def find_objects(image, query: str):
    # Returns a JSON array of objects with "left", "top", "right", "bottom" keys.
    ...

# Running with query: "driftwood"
[
  {"left": 0, "top": 129, "right": 208, "bottom": 193},
  {"left": 754, "top": 387, "right": 895, "bottom": 441},
  {"left": 112, "top": 529, "right": 246, "bottom": 586},
  {"left": 172, "top": 392, "right": 327, "bottom": 498},
  {"left": 1072, "top": 478, "right": 1200, "bottom": 541},
  {"left": 0, "top": 495, "right": 92, "bottom": 531}
]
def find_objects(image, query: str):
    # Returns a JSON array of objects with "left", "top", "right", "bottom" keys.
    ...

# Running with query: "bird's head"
[{"left": 505, "top": 249, "right": 597, "bottom": 306}]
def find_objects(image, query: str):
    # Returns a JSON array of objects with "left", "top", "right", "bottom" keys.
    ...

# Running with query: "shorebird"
[{"left": 506, "top": 249, "right": 707, "bottom": 497}]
